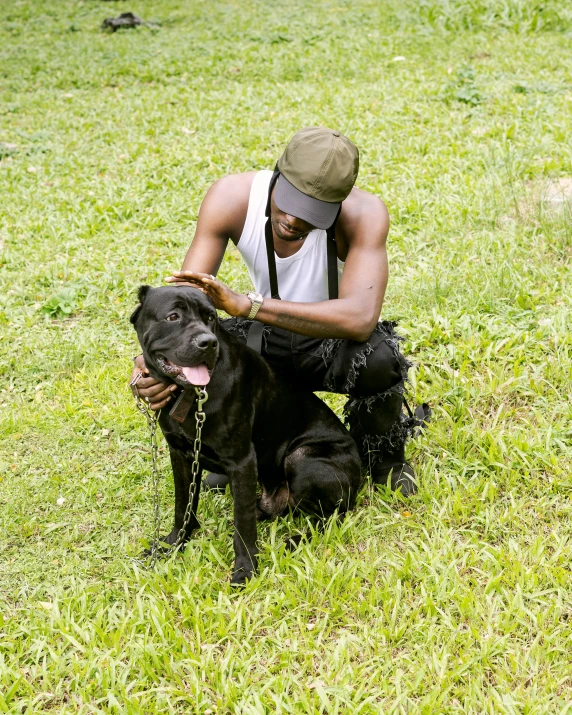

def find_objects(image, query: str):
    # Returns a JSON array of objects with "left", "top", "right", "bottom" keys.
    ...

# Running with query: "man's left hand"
[{"left": 166, "top": 271, "right": 251, "bottom": 318}]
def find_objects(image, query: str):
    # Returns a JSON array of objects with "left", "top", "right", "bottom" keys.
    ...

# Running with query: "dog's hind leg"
[
  {"left": 285, "top": 448, "right": 358, "bottom": 519},
  {"left": 162, "top": 446, "right": 202, "bottom": 547}
]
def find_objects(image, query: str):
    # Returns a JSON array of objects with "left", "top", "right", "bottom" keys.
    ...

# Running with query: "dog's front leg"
[
  {"left": 163, "top": 445, "right": 201, "bottom": 547},
  {"left": 227, "top": 448, "right": 259, "bottom": 586}
]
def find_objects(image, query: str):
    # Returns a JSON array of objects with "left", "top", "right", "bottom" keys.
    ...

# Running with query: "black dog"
[{"left": 130, "top": 285, "right": 362, "bottom": 585}]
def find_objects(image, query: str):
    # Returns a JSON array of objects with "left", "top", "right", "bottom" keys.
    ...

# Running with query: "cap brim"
[{"left": 274, "top": 174, "right": 340, "bottom": 230}]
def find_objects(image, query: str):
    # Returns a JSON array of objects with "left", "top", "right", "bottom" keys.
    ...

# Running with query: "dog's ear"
[
  {"left": 130, "top": 285, "right": 151, "bottom": 325},
  {"left": 137, "top": 285, "right": 151, "bottom": 304},
  {"left": 129, "top": 305, "right": 142, "bottom": 325}
]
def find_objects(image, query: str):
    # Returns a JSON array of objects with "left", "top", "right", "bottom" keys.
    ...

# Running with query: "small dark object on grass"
[{"left": 101, "top": 12, "right": 143, "bottom": 32}]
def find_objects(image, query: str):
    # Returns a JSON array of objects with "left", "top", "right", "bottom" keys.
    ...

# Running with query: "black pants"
[{"left": 221, "top": 318, "right": 415, "bottom": 476}]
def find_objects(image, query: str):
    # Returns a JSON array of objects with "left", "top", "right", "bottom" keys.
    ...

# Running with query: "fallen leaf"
[{"left": 308, "top": 679, "right": 326, "bottom": 689}]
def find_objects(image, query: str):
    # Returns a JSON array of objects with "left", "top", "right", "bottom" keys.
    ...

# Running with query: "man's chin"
[{"left": 281, "top": 234, "right": 306, "bottom": 242}]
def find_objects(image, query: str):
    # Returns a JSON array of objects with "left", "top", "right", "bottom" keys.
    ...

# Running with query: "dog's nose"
[{"left": 196, "top": 334, "right": 217, "bottom": 350}]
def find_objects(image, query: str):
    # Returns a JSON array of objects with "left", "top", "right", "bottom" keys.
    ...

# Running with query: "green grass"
[{"left": 1, "top": 0, "right": 571, "bottom": 711}]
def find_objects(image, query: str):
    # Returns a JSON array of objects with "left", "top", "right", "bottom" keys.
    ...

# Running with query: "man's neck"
[{"left": 272, "top": 228, "right": 310, "bottom": 258}]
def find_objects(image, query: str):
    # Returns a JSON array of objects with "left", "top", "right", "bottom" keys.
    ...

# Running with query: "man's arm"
[
  {"left": 170, "top": 191, "right": 390, "bottom": 342},
  {"left": 243, "top": 241, "right": 387, "bottom": 341},
  {"left": 179, "top": 172, "right": 254, "bottom": 274}
]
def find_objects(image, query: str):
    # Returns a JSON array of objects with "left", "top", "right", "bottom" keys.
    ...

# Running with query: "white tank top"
[{"left": 236, "top": 170, "right": 344, "bottom": 302}]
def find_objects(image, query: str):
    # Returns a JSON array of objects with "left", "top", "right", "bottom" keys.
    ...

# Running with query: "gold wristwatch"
[{"left": 246, "top": 291, "right": 263, "bottom": 320}]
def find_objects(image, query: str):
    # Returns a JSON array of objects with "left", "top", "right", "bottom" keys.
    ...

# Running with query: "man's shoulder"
[
  {"left": 206, "top": 171, "right": 257, "bottom": 206},
  {"left": 201, "top": 172, "right": 258, "bottom": 239},
  {"left": 345, "top": 186, "right": 388, "bottom": 219},
  {"left": 340, "top": 186, "right": 390, "bottom": 246}
]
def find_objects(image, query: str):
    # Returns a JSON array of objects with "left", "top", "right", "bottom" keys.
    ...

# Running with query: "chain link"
[{"left": 130, "top": 372, "right": 208, "bottom": 568}]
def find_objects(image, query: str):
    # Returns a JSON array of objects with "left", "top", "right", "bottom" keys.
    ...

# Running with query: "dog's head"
[{"left": 130, "top": 285, "right": 219, "bottom": 387}]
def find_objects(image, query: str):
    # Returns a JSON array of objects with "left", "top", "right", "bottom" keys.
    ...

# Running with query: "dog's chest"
[{"left": 162, "top": 422, "right": 224, "bottom": 472}]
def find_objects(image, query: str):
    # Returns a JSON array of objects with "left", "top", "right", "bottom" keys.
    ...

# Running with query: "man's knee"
[
  {"left": 325, "top": 322, "right": 411, "bottom": 397},
  {"left": 350, "top": 340, "right": 404, "bottom": 396}
]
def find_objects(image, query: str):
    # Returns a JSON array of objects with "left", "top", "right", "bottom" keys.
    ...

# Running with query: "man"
[{"left": 130, "top": 127, "right": 420, "bottom": 494}]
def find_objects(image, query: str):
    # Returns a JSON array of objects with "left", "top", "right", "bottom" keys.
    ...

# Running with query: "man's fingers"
[
  {"left": 171, "top": 271, "right": 218, "bottom": 284},
  {"left": 150, "top": 397, "right": 172, "bottom": 411},
  {"left": 138, "top": 383, "right": 177, "bottom": 400},
  {"left": 135, "top": 376, "right": 163, "bottom": 391},
  {"left": 165, "top": 277, "right": 208, "bottom": 292},
  {"left": 172, "top": 270, "right": 205, "bottom": 278},
  {"left": 165, "top": 276, "right": 200, "bottom": 283}
]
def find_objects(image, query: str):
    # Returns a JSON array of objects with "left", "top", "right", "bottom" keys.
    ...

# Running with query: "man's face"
[{"left": 270, "top": 189, "right": 316, "bottom": 242}]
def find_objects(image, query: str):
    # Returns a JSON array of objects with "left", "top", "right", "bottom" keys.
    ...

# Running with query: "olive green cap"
[{"left": 275, "top": 126, "right": 359, "bottom": 229}]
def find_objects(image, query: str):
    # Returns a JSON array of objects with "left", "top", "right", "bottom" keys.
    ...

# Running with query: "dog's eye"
[
  {"left": 208, "top": 314, "right": 216, "bottom": 323},
  {"left": 166, "top": 313, "right": 180, "bottom": 322}
]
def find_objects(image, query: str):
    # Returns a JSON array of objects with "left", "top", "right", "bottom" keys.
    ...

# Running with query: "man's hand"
[
  {"left": 130, "top": 355, "right": 177, "bottom": 411},
  {"left": 166, "top": 271, "right": 251, "bottom": 318}
]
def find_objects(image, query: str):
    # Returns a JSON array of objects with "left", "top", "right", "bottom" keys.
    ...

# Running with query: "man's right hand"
[{"left": 130, "top": 355, "right": 178, "bottom": 411}]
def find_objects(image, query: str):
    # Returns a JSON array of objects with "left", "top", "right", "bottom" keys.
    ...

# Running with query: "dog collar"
[{"left": 169, "top": 389, "right": 196, "bottom": 423}]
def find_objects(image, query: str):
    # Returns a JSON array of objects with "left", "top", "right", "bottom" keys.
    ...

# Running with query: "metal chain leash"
[{"left": 130, "top": 371, "right": 208, "bottom": 568}]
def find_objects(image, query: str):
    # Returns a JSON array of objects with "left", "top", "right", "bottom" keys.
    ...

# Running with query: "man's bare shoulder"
[
  {"left": 206, "top": 172, "right": 256, "bottom": 207},
  {"left": 201, "top": 172, "right": 257, "bottom": 241},
  {"left": 340, "top": 186, "right": 390, "bottom": 247},
  {"left": 345, "top": 186, "right": 389, "bottom": 223}
]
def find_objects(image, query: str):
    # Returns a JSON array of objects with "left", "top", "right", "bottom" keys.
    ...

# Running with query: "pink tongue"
[{"left": 182, "top": 364, "right": 210, "bottom": 386}]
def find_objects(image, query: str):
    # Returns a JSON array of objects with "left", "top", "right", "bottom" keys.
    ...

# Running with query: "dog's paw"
[
  {"left": 284, "top": 532, "right": 305, "bottom": 552},
  {"left": 162, "top": 522, "right": 199, "bottom": 546},
  {"left": 230, "top": 569, "right": 252, "bottom": 587},
  {"left": 162, "top": 528, "right": 183, "bottom": 546},
  {"left": 138, "top": 529, "right": 191, "bottom": 559},
  {"left": 230, "top": 563, "right": 255, "bottom": 587}
]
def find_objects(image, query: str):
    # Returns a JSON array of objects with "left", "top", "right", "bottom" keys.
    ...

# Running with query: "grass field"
[{"left": 1, "top": 0, "right": 572, "bottom": 711}]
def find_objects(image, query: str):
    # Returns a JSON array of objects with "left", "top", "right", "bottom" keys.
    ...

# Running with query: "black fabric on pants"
[{"left": 220, "top": 318, "right": 415, "bottom": 476}]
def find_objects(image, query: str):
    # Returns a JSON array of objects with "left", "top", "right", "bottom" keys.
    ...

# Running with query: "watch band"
[{"left": 247, "top": 292, "right": 263, "bottom": 320}]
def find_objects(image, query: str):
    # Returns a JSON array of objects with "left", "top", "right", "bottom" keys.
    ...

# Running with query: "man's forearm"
[
  {"left": 167, "top": 271, "right": 381, "bottom": 342},
  {"left": 252, "top": 297, "right": 378, "bottom": 341}
]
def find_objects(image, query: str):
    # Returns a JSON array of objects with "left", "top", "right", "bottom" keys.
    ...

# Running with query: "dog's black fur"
[{"left": 131, "top": 285, "right": 362, "bottom": 585}]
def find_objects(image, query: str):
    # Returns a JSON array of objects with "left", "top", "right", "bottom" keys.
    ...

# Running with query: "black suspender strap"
[
  {"left": 326, "top": 234, "right": 339, "bottom": 299},
  {"left": 264, "top": 215, "right": 281, "bottom": 300},
  {"left": 325, "top": 206, "right": 341, "bottom": 300},
  {"left": 264, "top": 167, "right": 281, "bottom": 300}
]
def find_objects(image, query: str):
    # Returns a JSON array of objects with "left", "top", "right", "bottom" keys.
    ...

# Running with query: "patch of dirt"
[
  {"left": 541, "top": 177, "right": 572, "bottom": 209},
  {"left": 512, "top": 177, "right": 572, "bottom": 222}
]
